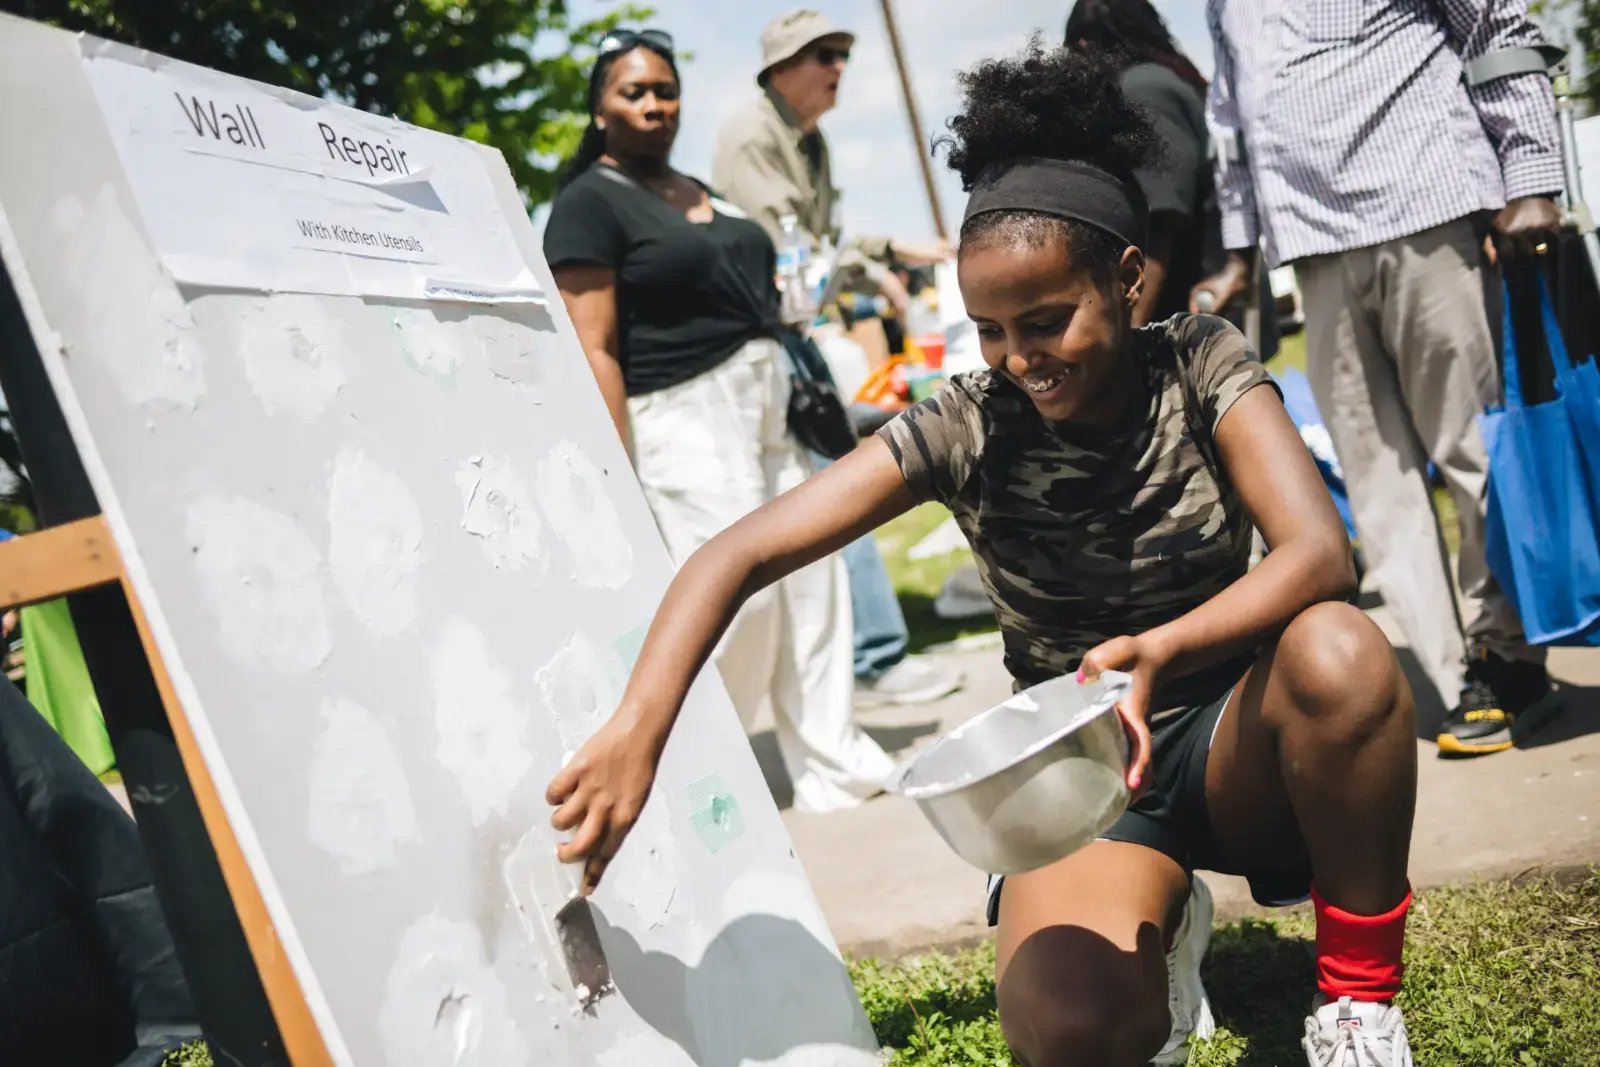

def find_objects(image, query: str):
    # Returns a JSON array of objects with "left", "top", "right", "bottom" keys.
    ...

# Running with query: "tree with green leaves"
[
  {"left": 1534, "top": 0, "right": 1599, "bottom": 110},
  {"left": 0, "top": 0, "right": 651, "bottom": 206}
]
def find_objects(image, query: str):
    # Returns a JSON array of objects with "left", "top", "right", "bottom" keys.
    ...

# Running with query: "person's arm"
[
  {"left": 1191, "top": 9, "right": 1260, "bottom": 314},
  {"left": 859, "top": 236, "right": 951, "bottom": 266},
  {"left": 1435, "top": 0, "right": 1565, "bottom": 261},
  {"left": 552, "top": 265, "right": 632, "bottom": 456},
  {"left": 1082, "top": 344, "right": 1354, "bottom": 789},
  {"left": 547, "top": 441, "right": 918, "bottom": 891}
]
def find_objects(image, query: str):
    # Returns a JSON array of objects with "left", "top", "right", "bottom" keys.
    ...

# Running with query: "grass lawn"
[
  {"left": 1271, "top": 328, "right": 1308, "bottom": 376},
  {"left": 874, "top": 501, "right": 997, "bottom": 654},
  {"left": 162, "top": 872, "right": 1600, "bottom": 1067},
  {"left": 851, "top": 872, "right": 1600, "bottom": 1067}
]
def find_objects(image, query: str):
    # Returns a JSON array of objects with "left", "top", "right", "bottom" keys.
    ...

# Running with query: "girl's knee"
[
  {"left": 1274, "top": 602, "right": 1409, "bottom": 745},
  {"left": 997, "top": 936, "right": 1169, "bottom": 1067}
]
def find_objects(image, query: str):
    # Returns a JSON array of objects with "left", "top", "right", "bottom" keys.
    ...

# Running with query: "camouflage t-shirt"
[{"left": 878, "top": 314, "right": 1274, "bottom": 725}]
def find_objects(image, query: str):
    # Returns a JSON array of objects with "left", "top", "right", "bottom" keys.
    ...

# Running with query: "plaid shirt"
[{"left": 1207, "top": 0, "right": 1565, "bottom": 266}]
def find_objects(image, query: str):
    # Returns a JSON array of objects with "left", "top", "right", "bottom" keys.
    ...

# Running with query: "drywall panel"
[{"left": 0, "top": 15, "right": 878, "bottom": 1065}]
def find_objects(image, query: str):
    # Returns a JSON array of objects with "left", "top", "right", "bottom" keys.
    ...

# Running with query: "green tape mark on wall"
[
  {"left": 613, "top": 621, "right": 650, "bottom": 677},
  {"left": 686, "top": 773, "right": 744, "bottom": 854}
]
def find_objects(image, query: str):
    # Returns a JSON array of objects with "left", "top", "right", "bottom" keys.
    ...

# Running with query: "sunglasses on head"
[
  {"left": 812, "top": 44, "right": 851, "bottom": 66},
  {"left": 599, "top": 28, "right": 675, "bottom": 56}
]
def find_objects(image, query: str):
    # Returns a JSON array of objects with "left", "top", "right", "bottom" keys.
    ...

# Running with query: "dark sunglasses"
[
  {"left": 599, "top": 28, "right": 675, "bottom": 56},
  {"left": 812, "top": 45, "right": 851, "bottom": 66}
]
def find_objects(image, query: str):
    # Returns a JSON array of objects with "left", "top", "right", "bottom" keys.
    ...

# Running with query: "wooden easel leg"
[{"left": 121, "top": 580, "right": 332, "bottom": 1066}]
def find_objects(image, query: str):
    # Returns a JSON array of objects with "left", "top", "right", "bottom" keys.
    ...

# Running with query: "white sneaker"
[
  {"left": 1302, "top": 995, "right": 1414, "bottom": 1067},
  {"left": 1152, "top": 877, "right": 1217, "bottom": 1065},
  {"left": 855, "top": 655, "right": 964, "bottom": 707}
]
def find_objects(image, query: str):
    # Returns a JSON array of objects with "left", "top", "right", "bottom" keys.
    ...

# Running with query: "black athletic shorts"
[{"left": 985, "top": 686, "right": 1313, "bottom": 926}]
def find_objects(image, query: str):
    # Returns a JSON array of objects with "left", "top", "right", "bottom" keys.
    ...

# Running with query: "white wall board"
[{"left": 0, "top": 15, "right": 879, "bottom": 1066}]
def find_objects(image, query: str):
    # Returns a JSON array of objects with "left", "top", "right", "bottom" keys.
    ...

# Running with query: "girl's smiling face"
[{"left": 958, "top": 231, "right": 1144, "bottom": 427}]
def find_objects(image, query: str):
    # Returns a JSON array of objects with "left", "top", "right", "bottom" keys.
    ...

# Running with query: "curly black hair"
[{"left": 937, "top": 37, "right": 1155, "bottom": 277}]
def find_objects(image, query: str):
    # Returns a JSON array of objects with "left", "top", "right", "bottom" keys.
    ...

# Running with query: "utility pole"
[{"left": 878, "top": 0, "right": 949, "bottom": 242}]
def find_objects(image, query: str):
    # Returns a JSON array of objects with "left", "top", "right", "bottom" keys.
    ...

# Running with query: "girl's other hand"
[
  {"left": 545, "top": 707, "right": 666, "bottom": 895},
  {"left": 1078, "top": 633, "right": 1169, "bottom": 794}
]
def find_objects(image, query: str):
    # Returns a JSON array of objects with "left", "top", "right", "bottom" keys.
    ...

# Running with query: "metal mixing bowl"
[{"left": 891, "top": 670, "right": 1133, "bottom": 875}]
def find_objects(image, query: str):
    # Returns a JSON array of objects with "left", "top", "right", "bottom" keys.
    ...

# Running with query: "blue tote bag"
[{"left": 1480, "top": 276, "right": 1600, "bottom": 645}]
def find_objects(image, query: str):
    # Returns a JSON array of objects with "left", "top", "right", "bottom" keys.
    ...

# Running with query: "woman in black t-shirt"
[
  {"left": 1064, "top": 0, "right": 1278, "bottom": 358},
  {"left": 543, "top": 30, "right": 891, "bottom": 816}
]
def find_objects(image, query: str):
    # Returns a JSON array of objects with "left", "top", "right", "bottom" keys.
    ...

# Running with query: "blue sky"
[{"left": 563, "top": 1, "right": 1209, "bottom": 241}]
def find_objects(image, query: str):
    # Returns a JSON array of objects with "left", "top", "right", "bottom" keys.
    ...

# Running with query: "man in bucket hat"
[
  {"left": 713, "top": 9, "right": 949, "bottom": 287},
  {"left": 714, "top": 9, "right": 962, "bottom": 709}
]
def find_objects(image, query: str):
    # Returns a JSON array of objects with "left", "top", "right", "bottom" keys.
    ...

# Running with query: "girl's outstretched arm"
[{"left": 547, "top": 436, "right": 917, "bottom": 891}]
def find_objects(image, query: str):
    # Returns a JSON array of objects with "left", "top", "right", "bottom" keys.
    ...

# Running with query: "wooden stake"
[{"left": 878, "top": 0, "right": 949, "bottom": 242}]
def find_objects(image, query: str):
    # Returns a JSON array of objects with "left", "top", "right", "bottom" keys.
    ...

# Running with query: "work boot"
[{"left": 1437, "top": 647, "right": 1550, "bottom": 756}]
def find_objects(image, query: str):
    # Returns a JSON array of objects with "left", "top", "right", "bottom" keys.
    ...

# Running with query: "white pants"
[
  {"left": 628, "top": 339, "right": 894, "bottom": 813},
  {"left": 1297, "top": 218, "right": 1541, "bottom": 711}
]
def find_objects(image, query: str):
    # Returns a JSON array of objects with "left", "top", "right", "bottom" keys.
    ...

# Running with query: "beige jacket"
[{"left": 712, "top": 88, "right": 891, "bottom": 285}]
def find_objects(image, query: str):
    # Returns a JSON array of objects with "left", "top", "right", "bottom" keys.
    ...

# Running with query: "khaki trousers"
[
  {"left": 1297, "top": 217, "right": 1540, "bottom": 711},
  {"left": 627, "top": 339, "right": 893, "bottom": 813}
]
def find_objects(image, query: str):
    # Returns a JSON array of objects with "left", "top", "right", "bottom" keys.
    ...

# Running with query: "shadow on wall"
[{"left": 594, "top": 908, "right": 879, "bottom": 1067}]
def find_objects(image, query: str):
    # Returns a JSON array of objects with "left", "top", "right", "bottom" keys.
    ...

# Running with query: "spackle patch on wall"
[
  {"left": 501, "top": 823, "right": 580, "bottom": 996},
  {"left": 329, "top": 448, "right": 424, "bottom": 636},
  {"left": 54, "top": 188, "right": 204, "bottom": 408},
  {"left": 378, "top": 913, "right": 530, "bottom": 1067},
  {"left": 239, "top": 295, "right": 345, "bottom": 418},
  {"left": 185, "top": 495, "right": 331, "bottom": 672},
  {"left": 476, "top": 316, "right": 544, "bottom": 394},
  {"left": 392, "top": 308, "right": 459, "bottom": 379},
  {"left": 455, "top": 455, "right": 546, "bottom": 573},
  {"left": 604, "top": 796, "right": 678, "bottom": 930},
  {"left": 535, "top": 440, "right": 633, "bottom": 590},
  {"left": 429, "top": 617, "right": 531, "bottom": 824},
  {"left": 535, "top": 631, "right": 620, "bottom": 753},
  {"left": 307, "top": 696, "right": 419, "bottom": 875}
]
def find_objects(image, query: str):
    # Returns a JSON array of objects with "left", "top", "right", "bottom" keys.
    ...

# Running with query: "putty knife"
[
  {"left": 553, "top": 892, "right": 613, "bottom": 1007},
  {"left": 503, "top": 825, "right": 615, "bottom": 1009}
]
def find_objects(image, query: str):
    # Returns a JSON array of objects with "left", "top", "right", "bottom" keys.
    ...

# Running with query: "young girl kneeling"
[{"left": 548, "top": 41, "right": 1418, "bottom": 1067}]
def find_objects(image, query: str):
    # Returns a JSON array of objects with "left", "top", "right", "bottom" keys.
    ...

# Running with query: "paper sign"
[{"left": 79, "top": 43, "right": 542, "bottom": 303}]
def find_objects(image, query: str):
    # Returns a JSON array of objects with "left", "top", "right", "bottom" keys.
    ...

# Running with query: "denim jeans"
[{"left": 812, "top": 452, "right": 911, "bottom": 679}]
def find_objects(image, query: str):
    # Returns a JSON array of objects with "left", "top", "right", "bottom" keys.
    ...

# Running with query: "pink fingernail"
[
  {"left": 1130, "top": 772, "right": 1142, "bottom": 791},
  {"left": 1075, "top": 668, "right": 1085, "bottom": 683}
]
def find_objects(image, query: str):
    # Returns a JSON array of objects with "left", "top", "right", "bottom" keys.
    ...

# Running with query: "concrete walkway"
[{"left": 758, "top": 609, "right": 1600, "bottom": 958}]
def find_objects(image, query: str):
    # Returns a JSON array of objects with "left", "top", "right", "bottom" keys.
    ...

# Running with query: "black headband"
[{"left": 962, "top": 157, "right": 1148, "bottom": 250}]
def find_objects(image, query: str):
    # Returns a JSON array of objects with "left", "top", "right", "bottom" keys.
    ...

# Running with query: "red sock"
[{"left": 1312, "top": 885, "right": 1410, "bottom": 1003}]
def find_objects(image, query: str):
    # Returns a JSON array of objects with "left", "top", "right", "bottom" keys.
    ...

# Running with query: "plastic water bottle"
[{"left": 775, "top": 214, "right": 812, "bottom": 322}]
